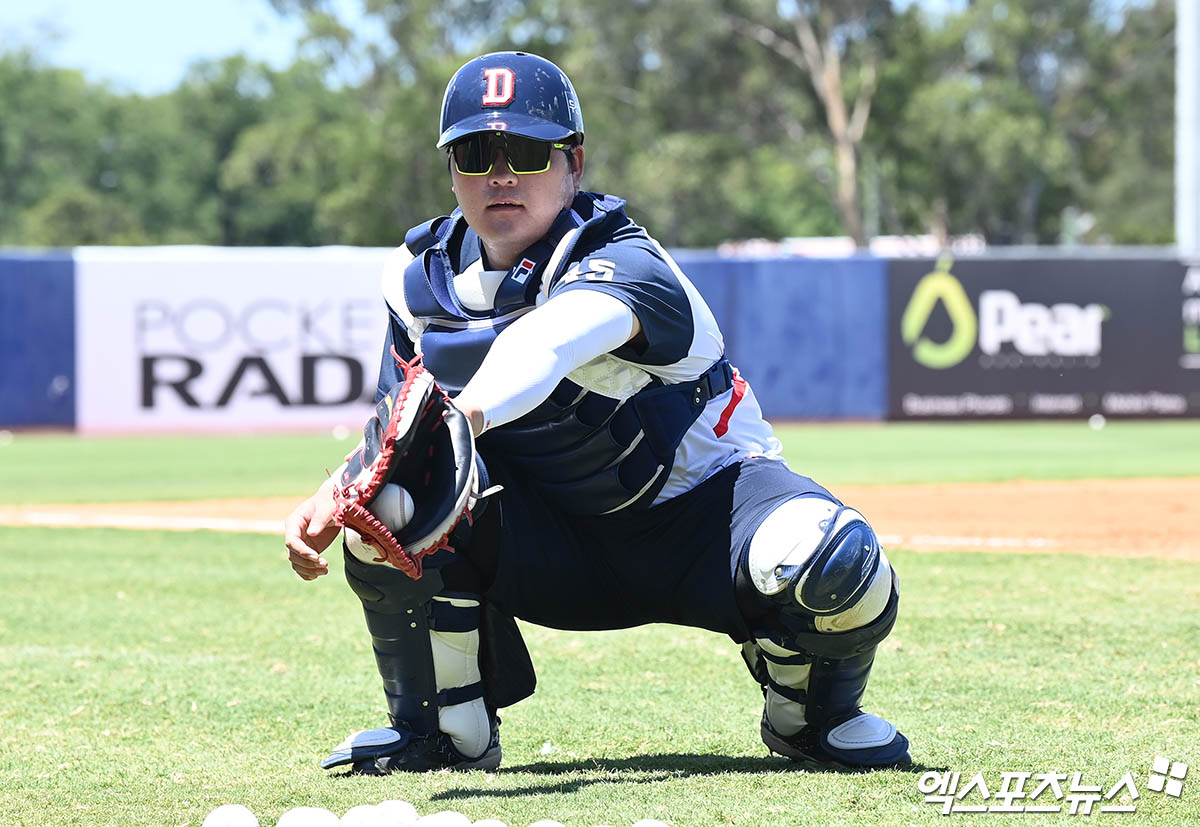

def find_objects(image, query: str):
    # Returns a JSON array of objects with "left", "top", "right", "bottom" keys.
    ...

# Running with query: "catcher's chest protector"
[{"left": 401, "top": 193, "right": 733, "bottom": 515}]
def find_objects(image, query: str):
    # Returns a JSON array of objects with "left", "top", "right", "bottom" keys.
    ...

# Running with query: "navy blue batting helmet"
[{"left": 437, "top": 52, "right": 584, "bottom": 148}]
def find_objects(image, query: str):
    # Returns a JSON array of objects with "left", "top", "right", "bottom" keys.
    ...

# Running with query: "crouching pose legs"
[
  {"left": 738, "top": 497, "right": 910, "bottom": 769},
  {"left": 321, "top": 539, "right": 533, "bottom": 774}
]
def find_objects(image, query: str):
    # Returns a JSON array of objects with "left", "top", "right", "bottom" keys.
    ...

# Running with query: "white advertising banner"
[{"left": 75, "top": 247, "right": 394, "bottom": 433}]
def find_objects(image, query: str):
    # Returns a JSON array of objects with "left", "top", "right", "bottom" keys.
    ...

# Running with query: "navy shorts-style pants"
[{"left": 475, "top": 456, "right": 836, "bottom": 642}]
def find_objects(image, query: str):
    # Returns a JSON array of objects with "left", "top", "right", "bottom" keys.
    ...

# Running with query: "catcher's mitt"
[{"left": 332, "top": 363, "right": 478, "bottom": 580}]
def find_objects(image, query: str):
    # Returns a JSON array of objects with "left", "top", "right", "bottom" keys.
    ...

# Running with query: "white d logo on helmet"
[{"left": 481, "top": 68, "right": 515, "bottom": 106}]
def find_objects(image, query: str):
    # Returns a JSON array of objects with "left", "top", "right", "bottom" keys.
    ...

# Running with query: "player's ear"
[{"left": 571, "top": 146, "right": 585, "bottom": 186}]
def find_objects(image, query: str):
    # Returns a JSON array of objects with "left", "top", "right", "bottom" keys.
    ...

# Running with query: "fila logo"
[
  {"left": 482, "top": 67, "right": 515, "bottom": 106},
  {"left": 512, "top": 257, "right": 537, "bottom": 284}
]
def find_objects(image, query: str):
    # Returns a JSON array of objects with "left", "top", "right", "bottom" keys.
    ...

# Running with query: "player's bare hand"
[{"left": 284, "top": 484, "right": 340, "bottom": 581}]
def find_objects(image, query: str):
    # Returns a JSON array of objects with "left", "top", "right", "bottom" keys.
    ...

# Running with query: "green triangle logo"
[{"left": 901, "top": 255, "right": 977, "bottom": 369}]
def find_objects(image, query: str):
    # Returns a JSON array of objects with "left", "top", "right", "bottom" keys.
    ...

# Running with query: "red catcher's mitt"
[{"left": 332, "top": 364, "right": 478, "bottom": 580}]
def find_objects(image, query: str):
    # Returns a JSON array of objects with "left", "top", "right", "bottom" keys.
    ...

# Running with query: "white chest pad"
[{"left": 453, "top": 261, "right": 507, "bottom": 311}]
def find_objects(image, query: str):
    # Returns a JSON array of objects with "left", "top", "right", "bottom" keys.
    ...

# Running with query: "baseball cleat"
[
  {"left": 322, "top": 719, "right": 501, "bottom": 774},
  {"left": 761, "top": 710, "right": 911, "bottom": 770}
]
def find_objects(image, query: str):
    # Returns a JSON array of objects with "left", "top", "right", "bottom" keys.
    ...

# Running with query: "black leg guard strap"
[
  {"left": 805, "top": 648, "right": 876, "bottom": 724},
  {"left": 343, "top": 547, "right": 443, "bottom": 736}
]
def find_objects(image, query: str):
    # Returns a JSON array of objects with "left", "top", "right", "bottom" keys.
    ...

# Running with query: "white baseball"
[
  {"left": 343, "top": 527, "right": 376, "bottom": 563},
  {"left": 276, "top": 807, "right": 340, "bottom": 827},
  {"left": 341, "top": 804, "right": 381, "bottom": 826},
  {"left": 370, "top": 483, "right": 415, "bottom": 530},
  {"left": 202, "top": 804, "right": 258, "bottom": 827},
  {"left": 375, "top": 800, "right": 419, "bottom": 826},
  {"left": 414, "top": 811, "right": 472, "bottom": 826}
]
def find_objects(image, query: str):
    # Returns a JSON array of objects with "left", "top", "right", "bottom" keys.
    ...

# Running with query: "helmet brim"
[{"left": 437, "top": 112, "right": 578, "bottom": 148}]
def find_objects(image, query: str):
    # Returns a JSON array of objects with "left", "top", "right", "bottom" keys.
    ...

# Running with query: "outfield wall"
[
  {"left": 0, "top": 253, "right": 75, "bottom": 427},
  {"left": 1, "top": 249, "right": 1197, "bottom": 430}
]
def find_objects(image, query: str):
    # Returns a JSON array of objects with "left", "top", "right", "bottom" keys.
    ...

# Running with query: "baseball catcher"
[{"left": 284, "top": 50, "right": 909, "bottom": 773}]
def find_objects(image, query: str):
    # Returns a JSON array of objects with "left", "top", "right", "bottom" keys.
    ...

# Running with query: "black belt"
[{"left": 689, "top": 358, "right": 735, "bottom": 405}]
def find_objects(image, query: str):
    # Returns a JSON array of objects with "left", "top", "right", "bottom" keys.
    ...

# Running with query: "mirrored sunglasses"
[{"left": 450, "top": 132, "right": 571, "bottom": 175}]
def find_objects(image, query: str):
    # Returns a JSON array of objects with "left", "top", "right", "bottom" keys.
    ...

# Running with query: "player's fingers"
[
  {"left": 292, "top": 489, "right": 340, "bottom": 547},
  {"left": 283, "top": 505, "right": 313, "bottom": 544},
  {"left": 307, "top": 504, "right": 335, "bottom": 535},
  {"left": 291, "top": 563, "right": 325, "bottom": 581},
  {"left": 310, "top": 520, "right": 342, "bottom": 551},
  {"left": 288, "top": 547, "right": 328, "bottom": 579},
  {"left": 308, "top": 502, "right": 343, "bottom": 544},
  {"left": 284, "top": 502, "right": 328, "bottom": 555},
  {"left": 284, "top": 530, "right": 319, "bottom": 561}
]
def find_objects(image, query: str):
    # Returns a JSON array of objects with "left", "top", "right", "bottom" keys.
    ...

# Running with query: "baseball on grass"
[
  {"left": 370, "top": 483, "right": 415, "bottom": 530},
  {"left": 376, "top": 800, "right": 420, "bottom": 825},
  {"left": 202, "top": 804, "right": 258, "bottom": 827},
  {"left": 339, "top": 804, "right": 381, "bottom": 826},
  {"left": 275, "top": 807, "right": 340, "bottom": 827},
  {"left": 414, "top": 812, "right": 471, "bottom": 826},
  {"left": 1088, "top": 414, "right": 1107, "bottom": 430}
]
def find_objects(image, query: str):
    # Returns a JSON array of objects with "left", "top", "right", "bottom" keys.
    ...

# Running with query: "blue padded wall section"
[
  {"left": 0, "top": 254, "right": 76, "bottom": 426},
  {"left": 672, "top": 253, "right": 886, "bottom": 420}
]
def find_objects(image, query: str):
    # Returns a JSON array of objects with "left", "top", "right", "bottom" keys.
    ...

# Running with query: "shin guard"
[
  {"left": 343, "top": 549, "right": 443, "bottom": 736},
  {"left": 429, "top": 593, "right": 491, "bottom": 758},
  {"left": 741, "top": 498, "right": 909, "bottom": 766}
]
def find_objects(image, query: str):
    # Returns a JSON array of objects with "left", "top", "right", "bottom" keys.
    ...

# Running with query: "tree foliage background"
[{"left": 0, "top": 0, "right": 1176, "bottom": 248}]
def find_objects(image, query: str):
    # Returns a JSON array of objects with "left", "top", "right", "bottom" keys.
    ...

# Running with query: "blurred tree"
[
  {"left": 263, "top": 0, "right": 518, "bottom": 242},
  {"left": 93, "top": 92, "right": 219, "bottom": 244},
  {"left": 174, "top": 56, "right": 298, "bottom": 245},
  {"left": 214, "top": 60, "right": 365, "bottom": 245},
  {"left": 0, "top": 50, "right": 124, "bottom": 244},
  {"left": 866, "top": 0, "right": 1159, "bottom": 245},
  {"left": 1067, "top": 0, "right": 1175, "bottom": 244},
  {"left": 721, "top": 0, "right": 898, "bottom": 247},
  {"left": 22, "top": 184, "right": 147, "bottom": 246},
  {"left": 261, "top": 0, "right": 846, "bottom": 245},
  {"left": 0, "top": 1, "right": 1178, "bottom": 247},
  {"left": 557, "top": 0, "right": 845, "bottom": 244}
]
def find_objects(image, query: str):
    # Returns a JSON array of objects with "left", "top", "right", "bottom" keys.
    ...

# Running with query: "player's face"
[{"left": 451, "top": 138, "right": 584, "bottom": 271}]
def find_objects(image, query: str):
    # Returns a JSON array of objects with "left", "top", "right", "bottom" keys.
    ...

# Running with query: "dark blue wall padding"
[
  {"left": 0, "top": 254, "right": 76, "bottom": 426},
  {"left": 673, "top": 253, "right": 887, "bottom": 420}
]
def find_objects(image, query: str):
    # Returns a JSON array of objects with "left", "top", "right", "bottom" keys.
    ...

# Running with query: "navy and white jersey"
[{"left": 377, "top": 191, "right": 782, "bottom": 513}]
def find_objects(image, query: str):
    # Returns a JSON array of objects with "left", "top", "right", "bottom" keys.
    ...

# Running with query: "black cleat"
[
  {"left": 761, "top": 711, "right": 911, "bottom": 770},
  {"left": 322, "top": 719, "right": 501, "bottom": 774}
]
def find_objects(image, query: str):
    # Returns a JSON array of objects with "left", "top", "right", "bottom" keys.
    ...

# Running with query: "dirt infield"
[{"left": 2, "top": 477, "right": 1198, "bottom": 561}]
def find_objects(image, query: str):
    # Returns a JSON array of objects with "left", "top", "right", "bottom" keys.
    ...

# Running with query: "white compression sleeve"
[{"left": 454, "top": 288, "right": 637, "bottom": 432}]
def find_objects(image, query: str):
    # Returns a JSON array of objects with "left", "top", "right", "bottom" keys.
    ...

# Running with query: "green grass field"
[
  {"left": 3, "top": 420, "right": 1199, "bottom": 504},
  {"left": 1, "top": 422, "right": 1198, "bottom": 826}
]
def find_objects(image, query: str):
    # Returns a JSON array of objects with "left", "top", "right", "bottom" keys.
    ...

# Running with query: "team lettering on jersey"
[{"left": 482, "top": 68, "right": 515, "bottom": 106}]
